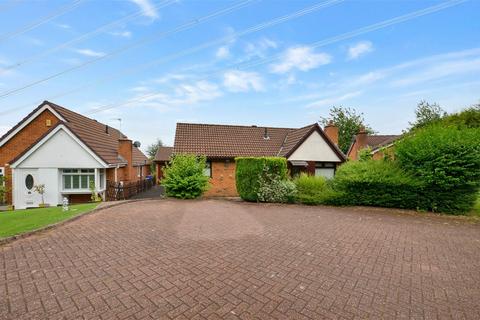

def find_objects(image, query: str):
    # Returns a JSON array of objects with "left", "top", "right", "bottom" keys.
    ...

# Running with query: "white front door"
[{"left": 23, "top": 170, "right": 39, "bottom": 208}]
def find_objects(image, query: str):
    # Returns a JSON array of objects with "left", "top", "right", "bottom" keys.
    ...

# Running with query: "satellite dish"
[{"left": 133, "top": 141, "right": 141, "bottom": 148}]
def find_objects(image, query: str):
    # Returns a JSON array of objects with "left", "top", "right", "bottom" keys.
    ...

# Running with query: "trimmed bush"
[
  {"left": 294, "top": 173, "right": 337, "bottom": 205},
  {"left": 396, "top": 124, "right": 480, "bottom": 213},
  {"left": 329, "top": 160, "right": 425, "bottom": 209},
  {"left": 235, "top": 157, "right": 288, "bottom": 202},
  {"left": 161, "top": 154, "right": 209, "bottom": 199}
]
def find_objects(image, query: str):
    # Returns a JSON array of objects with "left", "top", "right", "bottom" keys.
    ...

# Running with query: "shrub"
[
  {"left": 294, "top": 173, "right": 337, "bottom": 205},
  {"left": 162, "top": 154, "right": 210, "bottom": 199},
  {"left": 441, "top": 105, "right": 480, "bottom": 129},
  {"left": 396, "top": 124, "right": 480, "bottom": 213},
  {"left": 257, "top": 165, "right": 296, "bottom": 203},
  {"left": 235, "top": 157, "right": 288, "bottom": 201},
  {"left": 329, "top": 160, "right": 425, "bottom": 209}
]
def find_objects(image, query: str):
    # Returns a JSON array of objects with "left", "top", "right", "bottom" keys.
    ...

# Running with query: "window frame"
[
  {"left": 314, "top": 162, "right": 336, "bottom": 179},
  {"left": 61, "top": 168, "right": 95, "bottom": 192},
  {"left": 204, "top": 161, "right": 212, "bottom": 178}
]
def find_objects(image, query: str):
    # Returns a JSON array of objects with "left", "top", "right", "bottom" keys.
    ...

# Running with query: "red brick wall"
[
  {"left": 204, "top": 160, "right": 238, "bottom": 197},
  {"left": 0, "top": 109, "right": 60, "bottom": 205}
]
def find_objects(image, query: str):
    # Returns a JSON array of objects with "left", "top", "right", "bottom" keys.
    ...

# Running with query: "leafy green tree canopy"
[
  {"left": 320, "top": 106, "right": 374, "bottom": 154},
  {"left": 409, "top": 100, "right": 446, "bottom": 130}
]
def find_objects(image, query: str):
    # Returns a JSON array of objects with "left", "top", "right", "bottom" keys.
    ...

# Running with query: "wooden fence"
[{"left": 105, "top": 179, "right": 154, "bottom": 201}]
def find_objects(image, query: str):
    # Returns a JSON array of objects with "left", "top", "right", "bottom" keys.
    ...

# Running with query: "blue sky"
[{"left": 0, "top": 0, "right": 479, "bottom": 148}]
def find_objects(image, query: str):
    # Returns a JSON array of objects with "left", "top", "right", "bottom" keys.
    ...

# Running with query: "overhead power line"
[
  {"left": 0, "top": 0, "right": 343, "bottom": 112},
  {"left": 0, "top": 0, "right": 256, "bottom": 101},
  {"left": 85, "top": 0, "right": 467, "bottom": 115},
  {"left": 0, "top": 0, "right": 84, "bottom": 43},
  {"left": 0, "top": 0, "right": 466, "bottom": 117},
  {"left": 2, "top": 0, "right": 177, "bottom": 71}
]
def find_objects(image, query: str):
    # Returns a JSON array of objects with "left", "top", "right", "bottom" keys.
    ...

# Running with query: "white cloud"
[
  {"left": 130, "top": 0, "right": 159, "bottom": 19},
  {"left": 0, "top": 125, "right": 10, "bottom": 136},
  {"left": 109, "top": 31, "right": 132, "bottom": 38},
  {"left": 74, "top": 48, "right": 106, "bottom": 57},
  {"left": 244, "top": 37, "right": 277, "bottom": 59},
  {"left": 223, "top": 70, "right": 264, "bottom": 92},
  {"left": 270, "top": 46, "right": 331, "bottom": 74},
  {"left": 216, "top": 46, "right": 230, "bottom": 59},
  {"left": 391, "top": 57, "right": 480, "bottom": 87},
  {"left": 154, "top": 73, "right": 189, "bottom": 84},
  {"left": 348, "top": 41, "right": 373, "bottom": 60},
  {"left": 306, "top": 91, "right": 363, "bottom": 109},
  {"left": 128, "top": 80, "right": 222, "bottom": 111}
]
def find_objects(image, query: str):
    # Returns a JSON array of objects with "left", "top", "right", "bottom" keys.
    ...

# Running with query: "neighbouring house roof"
[
  {"left": 173, "top": 122, "right": 346, "bottom": 160},
  {"left": 3, "top": 101, "right": 149, "bottom": 166},
  {"left": 347, "top": 134, "right": 401, "bottom": 157},
  {"left": 366, "top": 135, "right": 400, "bottom": 151},
  {"left": 154, "top": 146, "right": 174, "bottom": 162}
]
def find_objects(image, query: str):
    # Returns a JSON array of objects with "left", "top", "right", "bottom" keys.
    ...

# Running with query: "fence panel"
[{"left": 105, "top": 179, "right": 154, "bottom": 201}]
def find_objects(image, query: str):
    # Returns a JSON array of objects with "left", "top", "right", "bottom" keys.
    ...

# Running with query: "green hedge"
[
  {"left": 395, "top": 124, "right": 480, "bottom": 213},
  {"left": 328, "top": 160, "right": 425, "bottom": 210},
  {"left": 294, "top": 173, "right": 337, "bottom": 205},
  {"left": 235, "top": 157, "right": 287, "bottom": 201}
]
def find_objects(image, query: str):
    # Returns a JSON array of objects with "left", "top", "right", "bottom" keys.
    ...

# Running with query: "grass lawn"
[{"left": 0, "top": 203, "right": 99, "bottom": 239}]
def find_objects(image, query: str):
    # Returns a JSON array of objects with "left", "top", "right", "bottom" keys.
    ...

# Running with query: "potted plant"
[{"left": 34, "top": 184, "right": 49, "bottom": 207}]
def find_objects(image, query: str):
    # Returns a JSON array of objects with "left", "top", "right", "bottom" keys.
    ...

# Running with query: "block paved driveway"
[{"left": 1, "top": 199, "right": 480, "bottom": 320}]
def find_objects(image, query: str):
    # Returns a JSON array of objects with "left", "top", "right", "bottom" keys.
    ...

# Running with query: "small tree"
[
  {"left": 161, "top": 154, "right": 209, "bottom": 199},
  {"left": 146, "top": 138, "right": 164, "bottom": 174},
  {"left": 89, "top": 180, "right": 101, "bottom": 202},
  {"left": 409, "top": 100, "right": 446, "bottom": 130},
  {"left": 34, "top": 184, "right": 45, "bottom": 205},
  {"left": 320, "top": 106, "right": 374, "bottom": 154}
]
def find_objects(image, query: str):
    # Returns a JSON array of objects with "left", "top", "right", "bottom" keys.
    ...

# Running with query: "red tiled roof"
[
  {"left": 154, "top": 146, "right": 173, "bottom": 162},
  {"left": 173, "top": 122, "right": 346, "bottom": 160}
]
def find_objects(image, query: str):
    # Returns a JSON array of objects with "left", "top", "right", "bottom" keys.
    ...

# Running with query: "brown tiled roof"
[
  {"left": 9, "top": 101, "right": 148, "bottom": 166},
  {"left": 47, "top": 102, "right": 148, "bottom": 165},
  {"left": 366, "top": 135, "right": 400, "bottom": 151},
  {"left": 154, "top": 146, "right": 173, "bottom": 162},
  {"left": 173, "top": 122, "right": 346, "bottom": 160}
]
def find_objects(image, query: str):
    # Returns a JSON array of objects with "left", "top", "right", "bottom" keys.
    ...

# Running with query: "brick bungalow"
[
  {"left": 155, "top": 122, "right": 346, "bottom": 197},
  {"left": 347, "top": 127, "right": 400, "bottom": 160},
  {"left": 0, "top": 101, "right": 150, "bottom": 209}
]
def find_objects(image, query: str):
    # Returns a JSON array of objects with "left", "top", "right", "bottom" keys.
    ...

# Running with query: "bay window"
[{"left": 62, "top": 169, "right": 95, "bottom": 191}]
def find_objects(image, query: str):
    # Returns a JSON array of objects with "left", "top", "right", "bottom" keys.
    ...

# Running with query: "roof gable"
[
  {"left": 11, "top": 124, "right": 108, "bottom": 168},
  {"left": 287, "top": 128, "right": 344, "bottom": 162}
]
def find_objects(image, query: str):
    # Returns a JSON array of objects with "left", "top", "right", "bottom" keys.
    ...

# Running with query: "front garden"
[
  {"left": 0, "top": 203, "right": 99, "bottom": 239},
  {"left": 161, "top": 106, "right": 479, "bottom": 215}
]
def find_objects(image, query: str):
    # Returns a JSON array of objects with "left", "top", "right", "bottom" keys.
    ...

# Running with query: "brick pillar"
[{"left": 324, "top": 120, "right": 339, "bottom": 146}]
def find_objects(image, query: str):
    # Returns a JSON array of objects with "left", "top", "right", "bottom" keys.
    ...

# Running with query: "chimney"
[
  {"left": 355, "top": 126, "right": 368, "bottom": 159},
  {"left": 105, "top": 124, "right": 109, "bottom": 134},
  {"left": 263, "top": 127, "right": 270, "bottom": 140},
  {"left": 324, "top": 120, "right": 338, "bottom": 145},
  {"left": 118, "top": 138, "right": 133, "bottom": 180}
]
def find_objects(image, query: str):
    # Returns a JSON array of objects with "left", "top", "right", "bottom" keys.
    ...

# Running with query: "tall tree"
[
  {"left": 320, "top": 106, "right": 374, "bottom": 154},
  {"left": 146, "top": 138, "right": 164, "bottom": 159},
  {"left": 409, "top": 100, "right": 446, "bottom": 130}
]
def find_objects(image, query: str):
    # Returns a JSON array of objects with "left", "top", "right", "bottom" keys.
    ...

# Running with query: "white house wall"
[
  {"left": 288, "top": 131, "right": 342, "bottom": 162},
  {"left": 17, "top": 128, "right": 104, "bottom": 169}
]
